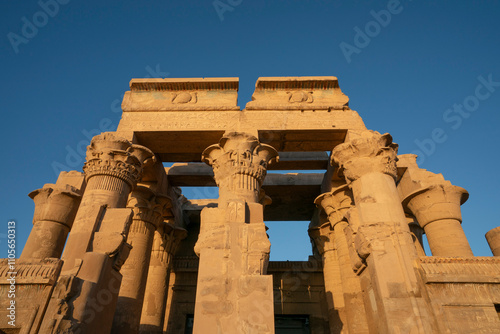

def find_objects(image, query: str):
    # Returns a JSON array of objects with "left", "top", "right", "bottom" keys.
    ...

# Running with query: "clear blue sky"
[{"left": 1, "top": 0, "right": 499, "bottom": 260}]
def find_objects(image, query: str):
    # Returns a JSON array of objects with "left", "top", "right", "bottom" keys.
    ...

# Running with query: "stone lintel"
[
  {"left": 246, "top": 76, "right": 349, "bottom": 110},
  {"left": 166, "top": 164, "right": 324, "bottom": 187},
  {"left": 418, "top": 257, "right": 500, "bottom": 283},
  {"left": 116, "top": 109, "right": 366, "bottom": 161},
  {"left": 177, "top": 171, "right": 324, "bottom": 221},
  {"left": 123, "top": 77, "right": 239, "bottom": 111},
  {"left": 272, "top": 151, "right": 329, "bottom": 169},
  {"left": 182, "top": 180, "right": 319, "bottom": 222}
]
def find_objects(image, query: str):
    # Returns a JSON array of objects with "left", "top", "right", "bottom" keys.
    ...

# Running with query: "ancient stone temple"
[{"left": 2, "top": 76, "right": 500, "bottom": 334}]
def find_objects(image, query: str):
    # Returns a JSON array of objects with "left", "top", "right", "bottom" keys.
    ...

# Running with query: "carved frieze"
[
  {"left": 245, "top": 76, "right": 349, "bottom": 110},
  {"left": 122, "top": 78, "right": 240, "bottom": 111}
]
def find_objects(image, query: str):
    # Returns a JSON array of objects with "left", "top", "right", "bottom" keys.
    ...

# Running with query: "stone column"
[
  {"left": 486, "top": 227, "right": 500, "bottom": 256},
  {"left": 61, "top": 132, "right": 155, "bottom": 271},
  {"left": 21, "top": 171, "right": 85, "bottom": 260},
  {"left": 43, "top": 132, "right": 156, "bottom": 334},
  {"left": 308, "top": 220, "right": 344, "bottom": 334},
  {"left": 112, "top": 186, "right": 171, "bottom": 334},
  {"left": 331, "top": 131, "right": 431, "bottom": 334},
  {"left": 140, "top": 221, "right": 187, "bottom": 334},
  {"left": 402, "top": 184, "right": 473, "bottom": 257},
  {"left": 406, "top": 215, "right": 426, "bottom": 257},
  {"left": 193, "top": 132, "right": 278, "bottom": 334},
  {"left": 398, "top": 154, "right": 473, "bottom": 257},
  {"left": 314, "top": 185, "right": 369, "bottom": 334}
]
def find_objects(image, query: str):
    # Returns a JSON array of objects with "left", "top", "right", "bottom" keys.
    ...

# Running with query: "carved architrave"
[
  {"left": 123, "top": 78, "right": 240, "bottom": 111},
  {"left": 83, "top": 132, "right": 155, "bottom": 188},
  {"left": 331, "top": 130, "right": 398, "bottom": 183}
]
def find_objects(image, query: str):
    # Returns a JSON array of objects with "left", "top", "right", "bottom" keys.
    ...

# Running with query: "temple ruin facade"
[{"left": 1, "top": 76, "right": 500, "bottom": 333}]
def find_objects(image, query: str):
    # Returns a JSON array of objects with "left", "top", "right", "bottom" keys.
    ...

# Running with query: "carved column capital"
[
  {"left": 202, "top": 132, "right": 278, "bottom": 202},
  {"left": 83, "top": 132, "right": 155, "bottom": 188},
  {"left": 402, "top": 183, "right": 468, "bottom": 228},
  {"left": 315, "top": 184, "right": 353, "bottom": 227},
  {"left": 331, "top": 131, "right": 398, "bottom": 182},
  {"left": 308, "top": 222, "right": 335, "bottom": 255},
  {"left": 127, "top": 186, "right": 172, "bottom": 231},
  {"left": 29, "top": 184, "right": 82, "bottom": 228},
  {"left": 151, "top": 221, "right": 187, "bottom": 266},
  {"left": 399, "top": 165, "right": 473, "bottom": 257}
]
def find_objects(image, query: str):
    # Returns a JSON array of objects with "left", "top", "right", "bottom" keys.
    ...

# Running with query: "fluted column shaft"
[
  {"left": 139, "top": 222, "right": 187, "bottom": 334},
  {"left": 112, "top": 187, "right": 171, "bottom": 334}
]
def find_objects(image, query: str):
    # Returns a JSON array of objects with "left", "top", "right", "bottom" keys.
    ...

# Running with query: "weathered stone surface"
[
  {"left": 398, "top": 153, "right": 473, "bottom": 257},
  {"left": 486, "top": 226, "right": 500, "bottom": 256},
  {"left": 0, "top": 258, "right": 62, "bottom": 333},
  {"left": 139, "top": 221, "right": 187, "bottom": 334},
  {"left": 123, "top": 77, "right": 240, "bottom": 111},
  {"left": 312, "top": 185, "right": 369, "bottom": 334},
  {"left": 331, "top": 131, "right": 434, "bottom": 333},
  {"left": 10, "top": 76, "right": 499, "bottom": 334},
  {"left": 21, "top": 171, "right": 85, "bottom": 260},
  {"left": 193, "top": 133, "right": 276, "bottom": 333},
  {"left": 245, "top": 77, "right": 349, "bottom": 110},
  {"left": 112, "top": 185, "right": 172, "bottom": 334}
]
